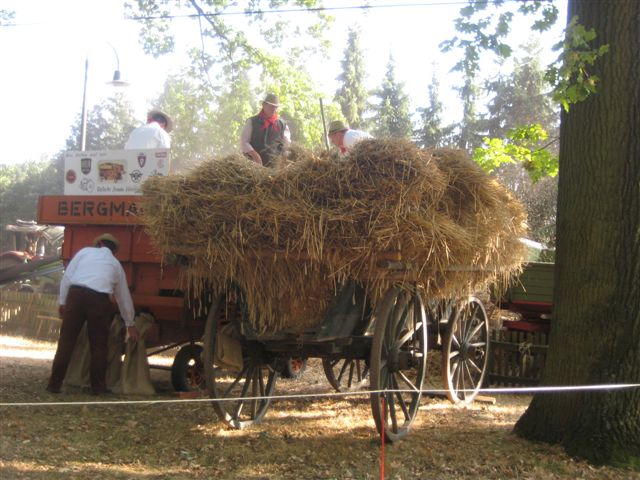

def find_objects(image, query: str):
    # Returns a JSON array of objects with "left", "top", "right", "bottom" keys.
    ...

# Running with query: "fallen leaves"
[{"left": 0, "top": 344, "right": 636, "bottom": 479}]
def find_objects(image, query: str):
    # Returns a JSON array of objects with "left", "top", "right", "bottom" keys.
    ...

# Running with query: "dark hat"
[
  {"left": 262, "top": 93, "right": 279, "bottom": 107},
  {"left": 93, "top": 233, "right": 120, "bottom": 250},
  {"left": 328, "top": 120, "right": 348, "bottom": 135},
  {"left": 148, "top": 109, "right": 174, "bottom": 133}
]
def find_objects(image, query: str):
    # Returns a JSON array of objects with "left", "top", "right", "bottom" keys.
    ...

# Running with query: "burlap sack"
[
  {"left": 117, "top": 312, "right": 156, "bottom": 395},
  {"left": 63, "top": 313, "right": 156, "bottom": 395},
  {"left": 63, "top": 315, "right": 124, "bottom": 389},
  {"left": 214, "top": 323, "right": 243, "bottom": 371}
]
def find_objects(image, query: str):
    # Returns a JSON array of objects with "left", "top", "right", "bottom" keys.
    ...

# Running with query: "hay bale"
[{"left": 142, "top": 139, "right": 527, "bottom": 333}]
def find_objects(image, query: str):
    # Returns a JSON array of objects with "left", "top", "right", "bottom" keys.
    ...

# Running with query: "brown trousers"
[{"left": 48, "top": 286, "right": 114, "bottom": 393}]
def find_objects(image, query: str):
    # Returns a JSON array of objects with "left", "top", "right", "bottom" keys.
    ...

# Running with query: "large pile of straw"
[{"left": 141, "top": 139, "right": 527, "bottom": 332}]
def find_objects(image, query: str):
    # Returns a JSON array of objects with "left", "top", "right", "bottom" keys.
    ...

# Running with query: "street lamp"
[{"left": 79, "top": 43, "right": 130, "bottom": 151}]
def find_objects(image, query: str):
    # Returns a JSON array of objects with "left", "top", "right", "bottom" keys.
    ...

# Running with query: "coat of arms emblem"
[
  {"left": 137, "top": 153, "right": 147, "bottom": 168},
  {"left": 81, "top": 157, "right": 92, "bottom": 175}
]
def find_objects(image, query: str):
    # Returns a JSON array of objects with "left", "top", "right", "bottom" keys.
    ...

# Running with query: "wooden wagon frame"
[{"left": 38, "top": 194, "right": 492, "bottom": 442}]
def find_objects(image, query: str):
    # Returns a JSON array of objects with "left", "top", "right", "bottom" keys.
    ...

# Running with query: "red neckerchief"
[{"left": 258, "top": 109, "right": 280, "bottom": 132}]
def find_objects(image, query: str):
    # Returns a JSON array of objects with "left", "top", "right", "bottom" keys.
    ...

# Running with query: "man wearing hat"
[
  {"left": 125, "top": 109, "right": 173, "bottom": 149},
  {"left": 327, "top": 120, "right": 372, "bottom": 154},
  {"left": 46, "top": 234, "right": 139, "bottom": 395},
  {"left": 240, "top": 93, "right": 291, "bottom": 167}
]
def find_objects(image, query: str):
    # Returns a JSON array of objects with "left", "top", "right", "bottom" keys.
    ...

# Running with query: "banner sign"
[
  {"left": 63, "top": 149, "right": 171, "bottom": 195},
  {"left": 38, "top": 196, "right": 144, "bottom": 225}
]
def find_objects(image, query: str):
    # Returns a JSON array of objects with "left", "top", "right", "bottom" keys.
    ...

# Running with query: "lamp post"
[{"left": 79, "top": 43, "right": 130, "bottom": 151}]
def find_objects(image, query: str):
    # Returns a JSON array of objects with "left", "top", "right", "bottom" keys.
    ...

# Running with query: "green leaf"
[
  {"left": 472, "top": 124, "right": 558, "bottom": 181},
  {"left": 546, "top": 16, "right": 609, "bottom": 111}
]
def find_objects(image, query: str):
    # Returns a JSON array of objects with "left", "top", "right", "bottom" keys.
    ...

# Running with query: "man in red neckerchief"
[{"left": 240, "top": 93, "right": 291, "bottom": 167}]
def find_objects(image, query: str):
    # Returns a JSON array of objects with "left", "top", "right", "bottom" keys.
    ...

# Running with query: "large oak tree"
[{"left": 514, "top": 0, "right": 639, "bottom": 467}]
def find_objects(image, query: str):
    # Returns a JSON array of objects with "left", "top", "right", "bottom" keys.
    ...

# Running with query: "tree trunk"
[{"left": 514, "top": 0, "right": 640, "bottom": 467}]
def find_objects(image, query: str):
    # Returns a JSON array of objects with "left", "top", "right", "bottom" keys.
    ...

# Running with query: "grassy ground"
[{"left": 0, "top": 336, "right": 637, "bottom": 480}]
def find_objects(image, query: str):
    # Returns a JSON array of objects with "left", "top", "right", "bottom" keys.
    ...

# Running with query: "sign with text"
[
  {"left": 64, "top": 149, "right": 171, "bottom": 195},
  {"left": 38, "top": 196, "right": 144, "bottom": 225}
]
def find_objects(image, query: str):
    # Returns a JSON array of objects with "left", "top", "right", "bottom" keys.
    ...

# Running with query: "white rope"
[{"left": 1, "top": 383, "right": 638, "bottom": 407}]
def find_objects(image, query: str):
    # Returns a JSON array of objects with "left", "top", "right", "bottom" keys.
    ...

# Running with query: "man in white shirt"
[
  {"left": 124, "top": 109, "right": 173, "bottom": 149},
  {"left": 327, "top": 120, "right": 372, "bottom": 154},
  {"left": 46, "top": 234, "right": 139, "bottom": 395},
  {"left": 240, "top": 93, "right": 291, "bottom": 167}
]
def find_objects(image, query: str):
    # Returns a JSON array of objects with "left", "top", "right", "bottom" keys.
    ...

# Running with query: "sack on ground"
[
  {"left": 214, "top": 323, "right": 243, "bottom": 371},
  {"left": 117, "top": 312, "right": 155, "bottom": 395}
]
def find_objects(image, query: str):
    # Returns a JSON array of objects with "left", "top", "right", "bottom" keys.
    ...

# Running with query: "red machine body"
[{"left": 37, "top": 195, "right": 192, "bottom": 346}]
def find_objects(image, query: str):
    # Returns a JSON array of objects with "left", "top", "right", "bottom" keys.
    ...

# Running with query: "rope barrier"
[
  {"left": 380, "top": 396, "right": 385, "bottom": 480},
  {"left": 1, "top": 383, "right": 638, "bottom": 407}
]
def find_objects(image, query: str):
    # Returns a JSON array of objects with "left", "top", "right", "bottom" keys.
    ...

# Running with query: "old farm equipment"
[
  {"left": 36, "top": 195, "right": 310, "bottom": 392},
  {"left": 0, "top": 221, "right": 63, "bottom": 270},
  {"left": 37, "top": 194, "right": 490, "bottom": 439},
  {"left": 0, "top": 221, "right": 64, "bottom": 294},
  {"left": 37, "top": 195, "right": 208, "bottom": 392},
  {"left": 489, "top": 261, "right": 554, "bottom": 386},
  {"left": 38, "top": 138, "right": 528, "bottom": 441}
]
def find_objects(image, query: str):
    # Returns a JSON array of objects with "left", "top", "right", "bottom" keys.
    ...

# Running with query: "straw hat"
[
  {"left": 328, "top": 120, "right": 348, "bottom": 135},
  {"left": 148, "top": 109, "right": 174, "bottom": 133},
  {"left": 93, "top": 233, "right": 120, "bottom": 251},
  {"left": 262, "top": 93, "right": 280, "bottom": 107}
]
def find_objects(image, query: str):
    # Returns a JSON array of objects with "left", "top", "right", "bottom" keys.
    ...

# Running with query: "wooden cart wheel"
[
  {"left": 441, "top": 296, "right": 489, "bottom": 404},
  {"left": 282, "top": 357, "right": 308, "bottom": 380},
  {"left": 203, "top": 293, "right": 278, "bottom": 429},
  {"left": 370, "top": 287, "right": 428, "bottom": 442},
  {"left": 171, "top": 344, "right": 204, "bottom": 392},
  {"left": 322, "top": 358, "right": 369, "bottom": 392}
]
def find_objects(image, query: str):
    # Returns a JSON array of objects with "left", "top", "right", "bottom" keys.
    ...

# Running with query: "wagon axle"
[{"left": 388, "top": 349, "right": 423, "bottom": 372}]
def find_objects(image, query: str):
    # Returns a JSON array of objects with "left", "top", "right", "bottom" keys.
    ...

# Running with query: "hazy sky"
[{"left": 0, "top": 0, "right": 566, "bottom": 165}]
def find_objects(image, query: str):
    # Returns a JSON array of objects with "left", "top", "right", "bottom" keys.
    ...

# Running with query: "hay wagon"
[
  {"left": 201, "top": 256, "right": 491, "bottom": 442},
  {"left": 131, "top": 138, "right": 526, "bottom": 442},
  {"left": 42, "top": 137, "right": 531, "bottom": 443},
  {"left": 38, "top": 195, "right": 490, "bottom": 440}
]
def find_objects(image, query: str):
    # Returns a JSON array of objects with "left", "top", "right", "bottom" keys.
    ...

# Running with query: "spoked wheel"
[
  {"left": 322, "top": 358, "right": 369, "bottom": 392},
  {"left": 441, "top": 296, "right": 489, "bottom": 404},
  {"left": 171, "top": 344, "right": 205, "bottom": 392},
  {"left": 370, "top": 286, "right": 428, "bottom": 442},
  {"left": 203, "top": 293, "right": 278, "bottom": 429},
  {"left": 282, "top": 357, "right": 308, "bottom": 380}
]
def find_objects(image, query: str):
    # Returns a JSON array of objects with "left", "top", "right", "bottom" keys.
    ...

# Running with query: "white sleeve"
[
  {"left": 124, "top": 128, "right": 138, "bottom": 149},
  {"left": 124, "top": 136, "right": 133, "bottom": 150},
  {"left": 344, "top": 130, "right": 371, "bottom": 149},
  {"left": 240, "top": 119, "right": 254, "bottom": 153},
  {"left": 283, "top": 123, "right": 291, "bottom": 147},
  {"left": 113, "top": 263, "right": 135, "bottom": 327},
  {"left": 157, "top": 129, "right": 171, "bottom": 148},
  {"left": 58, "top": 249, "right": 83, "bottom": 305}
]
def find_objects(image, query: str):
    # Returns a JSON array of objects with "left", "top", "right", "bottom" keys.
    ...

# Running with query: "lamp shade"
[{"left": 108, "top": 70, "right": 129, "bottom": 87}]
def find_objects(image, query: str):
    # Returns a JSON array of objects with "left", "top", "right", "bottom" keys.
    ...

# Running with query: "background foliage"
[{"left": 3, "top": 0, "right": 578, "bottom": 250}]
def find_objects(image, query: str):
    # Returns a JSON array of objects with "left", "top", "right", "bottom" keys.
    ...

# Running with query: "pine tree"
[
  {"left": 479, "top": 42, "right": 561, "bottom": 245},
  {"left": 485, "top": 41, "right": 559, "bottom": 139},
  {"left": 371, "top": 56, "right": 412, "bottom": 138},
  {"left": 334, "top": 27, "right": 368, "bottom": 129},
  {"left": 456, "top": 75, "right": 484, "bottom": 151},
  {"left": 415, "top": 70, "right": 454, "bottom": 148}
]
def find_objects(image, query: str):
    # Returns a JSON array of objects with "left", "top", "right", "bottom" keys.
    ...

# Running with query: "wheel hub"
[
  {"left": 460, "top": 342, "right": 476, "bottom": 360},
  {"left": 391, "top": 350, "right": 419, "bottom": 371}
]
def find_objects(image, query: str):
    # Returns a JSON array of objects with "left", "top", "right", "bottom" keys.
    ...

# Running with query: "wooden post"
[{"left": 319, "top": 98, "right": 329, "bottom": 151}]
